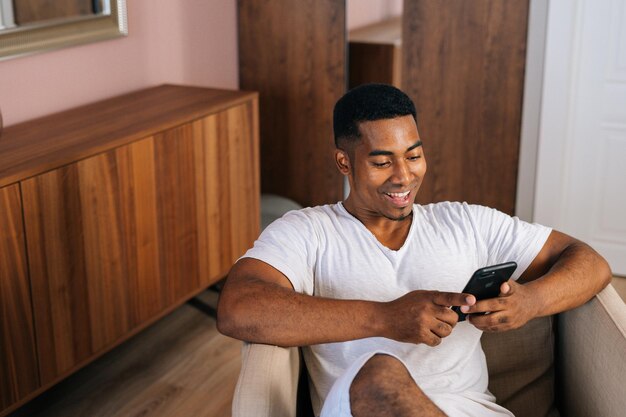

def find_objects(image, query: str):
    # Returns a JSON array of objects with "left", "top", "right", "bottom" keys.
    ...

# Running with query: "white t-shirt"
[{"left": 243, "top": 201, "right": 552, "bottom": 416}]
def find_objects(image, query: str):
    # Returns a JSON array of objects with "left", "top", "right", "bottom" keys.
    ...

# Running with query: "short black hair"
[{"left": 333, "top": 83, "right": 417, "bottom": 148}]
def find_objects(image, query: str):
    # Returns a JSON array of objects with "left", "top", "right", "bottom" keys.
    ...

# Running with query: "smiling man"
[{"left": 217, "top": 84, "right": 611, "bottom": 417}]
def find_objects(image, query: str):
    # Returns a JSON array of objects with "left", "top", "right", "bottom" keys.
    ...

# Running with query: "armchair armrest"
[
  {"left": 231, "top": 286, "right": 626, "bottom": 417},
  {"left": 558, "top": 284, "right": 626, "bottom": 417},
  {"left": 232, "top": 343, "right": 300, "bottom": 417}
]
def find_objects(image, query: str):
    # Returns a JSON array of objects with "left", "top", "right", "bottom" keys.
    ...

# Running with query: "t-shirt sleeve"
[
  {"left": 240, "top": 210, "right": 316, "bottom": 295},
  {"left": 465, "top": 204, "right": 552, "bottom": 281}
]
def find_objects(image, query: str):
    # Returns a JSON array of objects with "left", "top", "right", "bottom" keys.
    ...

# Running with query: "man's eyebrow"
[
  {"left": 407, "top": 140, "right": 423, "bottom": 152},
  {"left": 368, "top": 149, "right": 393, "bottom": 156},
  {"left": 368, "top": 140, "right": 423, "bottom": 157}
]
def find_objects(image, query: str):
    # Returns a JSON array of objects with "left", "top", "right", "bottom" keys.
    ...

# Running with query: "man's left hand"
[{"left": 461, "top": 280, "right": 539, "bottom": 332}]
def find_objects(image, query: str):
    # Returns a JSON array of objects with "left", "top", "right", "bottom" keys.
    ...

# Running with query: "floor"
[
  {"left": 9, "top": 291, "right": 241, "bottom": 417},
  {"left": 9, "top": 278, "right": 626, "bottom": 417}
]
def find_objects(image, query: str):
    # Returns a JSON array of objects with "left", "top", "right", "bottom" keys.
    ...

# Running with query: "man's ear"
[{"left": 334, "top": 149, "right": 351, "bottom": 175}]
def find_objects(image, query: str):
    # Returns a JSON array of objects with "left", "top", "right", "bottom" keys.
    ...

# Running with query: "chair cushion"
[{"left": 481, "top": 316, "right": 559, "bottom": 417}]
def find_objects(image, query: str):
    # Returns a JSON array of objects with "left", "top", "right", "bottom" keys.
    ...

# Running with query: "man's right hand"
[{"left": 382, "top": 291, "right": 476, "bottom": 346}]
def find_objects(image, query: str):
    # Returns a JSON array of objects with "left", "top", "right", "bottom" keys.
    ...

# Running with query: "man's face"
[{"left": 337, "top": 115, "right": 427, "bottom": 221}]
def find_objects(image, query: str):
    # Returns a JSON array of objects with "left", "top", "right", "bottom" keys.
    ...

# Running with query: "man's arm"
[
  {"left": 465, "top": 230, "right": 612, "bottom": 332},
  {"left": 217, "top": 257, "right": 476, "bottom": 347}
]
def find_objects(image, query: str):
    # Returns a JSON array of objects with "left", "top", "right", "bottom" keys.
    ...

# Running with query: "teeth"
[{"left": 387, "top": 191, "right": 410, "bottom": 198}]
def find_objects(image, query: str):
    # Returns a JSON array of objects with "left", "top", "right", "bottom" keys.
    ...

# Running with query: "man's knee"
[
  {"left": 349, "top": 354, "right": 446, "bottom": 417},
  {"left": 350, "top": 354, "right": 416, "bottom": 407},
  {"left": 352, "top": 354, "right": 412, "bottom": 388}
]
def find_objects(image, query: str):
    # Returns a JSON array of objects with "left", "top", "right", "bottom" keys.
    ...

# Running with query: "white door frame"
[
  {"left": 515, "top": 0, "right": 550, "bottom": 222},
  {"left": 532, "top": 0, "right": 581, "bottom": 227}
]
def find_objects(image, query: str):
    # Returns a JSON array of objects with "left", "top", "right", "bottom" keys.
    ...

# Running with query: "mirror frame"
[{"left": 0, "top": 0, "right": 127, "bottom": 61}]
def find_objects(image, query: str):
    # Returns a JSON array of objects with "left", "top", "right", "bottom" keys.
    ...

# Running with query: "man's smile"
[{"left": 383, "top": 190, "right": 412, "bottom": 207}]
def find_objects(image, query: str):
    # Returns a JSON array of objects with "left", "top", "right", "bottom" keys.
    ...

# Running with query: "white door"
[{"left": 534, "top": 0, "right": 626, "bottom": 275}]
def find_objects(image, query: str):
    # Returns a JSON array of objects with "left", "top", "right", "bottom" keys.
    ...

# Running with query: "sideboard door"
[
  {"left": 21, "top": 102, "right": 259, "bottom": 385},
  {"left": 0, "top": 184, "right": 40, "bottom": 410},
  {"left": 22, "top": 152, "right": 138, "bottom": 385},
  {"left": 188, "top": 100, "right": 260, "bottom": 285}
]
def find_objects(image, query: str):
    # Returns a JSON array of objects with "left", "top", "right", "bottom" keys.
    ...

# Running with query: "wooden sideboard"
[{"left": 0, "top": 85, "right": 260, "bottom": 415}]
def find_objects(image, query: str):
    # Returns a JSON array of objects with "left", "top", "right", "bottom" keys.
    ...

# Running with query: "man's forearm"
[
  {"left": 217, "top": 275, "right": 385, "bottom": 347},
  {"left": 218, "top": 258, "right": 475, "bottom": 346},
  {"left": 526, "top": 241, "right": 611, "bottom": 317}
]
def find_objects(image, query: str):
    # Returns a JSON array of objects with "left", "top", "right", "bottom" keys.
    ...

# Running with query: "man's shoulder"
[
  {"left": 415, "top": 201, "right": 500, "bottom": 229},
  {"left": 269, "top": 203, "right": 342, "bottom": 230},
  {"left": 283, "top": 203, "right": 340, "bottom": 219},
  {"left": 417, "top": 201, "right": 496, "bottom": 216}
]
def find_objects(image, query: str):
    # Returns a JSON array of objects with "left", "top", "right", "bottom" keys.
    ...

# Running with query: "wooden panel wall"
[
  {"left": 0, "top": 185, "right": 40, "bottom": 410},
  {"left": 238, "top": 0, "right": 345, "bottom": 207},
  {"left": 21, "top": 103, "right": 259, "bottom": 385},
  {"left": 349, "top": 43, "right": 401, "bottom": 89},
  {"left": 402, "top": 0, "right": 529, "bottom": 215}
]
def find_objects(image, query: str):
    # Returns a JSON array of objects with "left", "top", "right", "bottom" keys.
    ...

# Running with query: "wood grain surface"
[
  {"left": 239, "top": 0, "right": 345, "bottom": 207},
  {"left": 0, "top": 85, "right": 257, "bottom": 188},
  {"left": 0, "top": 185, "right": 40, "bottom": 410},
  {"left": 349, "top": 42, "right": 401, "bottom": 89},
  {"left": 402, "top": 0, "right": 529, "bottom": 215},
  {"left": 19, "top": 102, "right": 259, "bottom": 387}
]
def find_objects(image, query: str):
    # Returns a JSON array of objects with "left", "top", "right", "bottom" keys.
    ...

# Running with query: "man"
[{"left": 217, "top": 84, "right": 611, "bottom": 417}]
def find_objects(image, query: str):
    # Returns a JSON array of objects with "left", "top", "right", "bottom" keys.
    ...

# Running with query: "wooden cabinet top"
[
  {"left": 0, "top": 85, "right": 258, "bottom": 188},
  {"left": 349, "top": 16, "right": 402, "bottom": 46}
]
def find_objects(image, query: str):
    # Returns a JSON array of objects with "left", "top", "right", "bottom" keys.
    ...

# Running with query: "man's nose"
[{"left": 391, "top": 160, "right": 411, "bottom": 184}]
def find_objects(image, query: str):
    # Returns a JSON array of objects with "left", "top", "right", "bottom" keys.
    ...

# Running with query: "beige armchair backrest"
[
  {"left": 232, "top": 285, "right": 626, "bottom": 417},
  {"left": 557, "top": 284, "right": 626, "bottom": 417}
]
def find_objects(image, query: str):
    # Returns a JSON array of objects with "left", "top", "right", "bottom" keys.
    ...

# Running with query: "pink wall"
[
  {"left": 347, "top": 0, "right": 403, "bottom": 30},
  {"left": 0, "top": 0, "right": 238, "bottom": 126},
  {"left": 0, "top": 0, "right": 401, "bottom": 127}
]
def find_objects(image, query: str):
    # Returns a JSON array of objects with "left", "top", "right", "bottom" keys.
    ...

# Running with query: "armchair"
[{"left": 231, "top": 285, "right": 626, "bottom": 417}]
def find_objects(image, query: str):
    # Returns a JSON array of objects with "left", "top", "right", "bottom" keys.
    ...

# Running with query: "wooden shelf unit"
[
  {"left": 0, "top": 85, "right": 260, "bottom": 416},
  {"left": 348, "top": 16, "right": 402, "bottom": 89}
]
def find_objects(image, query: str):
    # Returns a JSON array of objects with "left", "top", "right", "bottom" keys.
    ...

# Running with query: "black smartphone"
[{"left": 453, "top": 262, "right": 518, "bottom": 321}]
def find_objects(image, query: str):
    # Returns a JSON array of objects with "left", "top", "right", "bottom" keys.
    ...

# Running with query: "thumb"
[{"left": 500, "top": 280, "right": 513, "bottom": 296}]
